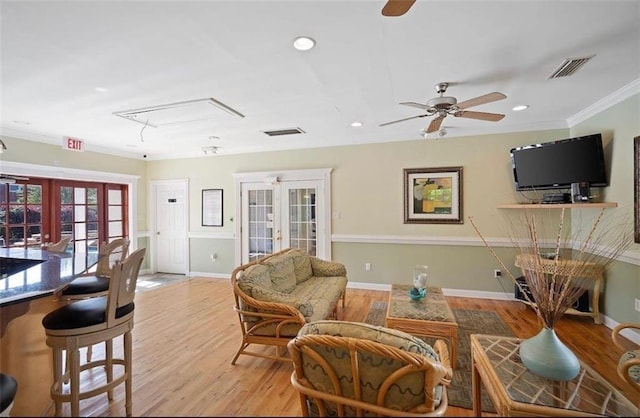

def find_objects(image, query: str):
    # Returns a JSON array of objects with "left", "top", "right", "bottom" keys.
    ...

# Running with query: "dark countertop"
[{"left": 0, "top": 248, "right": 99, "bottom": 307}]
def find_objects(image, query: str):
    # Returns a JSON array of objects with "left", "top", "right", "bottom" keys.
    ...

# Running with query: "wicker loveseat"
[{"left": 231, "top": 248, "right": 348, "bottom": 364}]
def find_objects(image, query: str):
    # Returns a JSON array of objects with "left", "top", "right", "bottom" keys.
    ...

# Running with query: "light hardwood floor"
[{"left": 40, "top": 277, "right": 639, "bottom": 417}]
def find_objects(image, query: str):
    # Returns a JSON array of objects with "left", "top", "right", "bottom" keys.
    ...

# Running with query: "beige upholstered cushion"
[
  {"left": 291, "top": 276, "right": 347, "bottom": 321},
  {"left": 287, "top": 248, "right": 313, "bottom": 283},
  {"left": 310, "top": 257, "right": 347, "bottom": 277},
  {"left": 241, "top": 264, "right": 271, "bottom": 289},
  {"left": 263, "top": 254, "right": 297, "bottom": 293}
]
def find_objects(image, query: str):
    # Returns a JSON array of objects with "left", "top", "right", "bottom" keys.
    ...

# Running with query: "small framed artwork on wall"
[
  {"left": 202, "top": 189, "right": 223, "bottom": 227},
  {"left": 404, "top": 166, "right": 463, "bottom": 224}
]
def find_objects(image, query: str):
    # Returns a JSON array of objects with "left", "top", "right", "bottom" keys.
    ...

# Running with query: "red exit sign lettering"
[{"left": 63, "top": 136, "right": 84, "bottom": 152}]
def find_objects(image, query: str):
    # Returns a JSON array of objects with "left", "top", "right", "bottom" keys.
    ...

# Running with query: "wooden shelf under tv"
[{"left": 496, "top": 202, "right": 617, "bottom": 209}]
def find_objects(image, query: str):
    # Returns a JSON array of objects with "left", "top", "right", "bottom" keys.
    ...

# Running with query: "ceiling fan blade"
[
  {"left": 455, "top": 110, "right": 505, "bottom": 122},
  {"left": 456, "top": 92, "right": 507, "bottom": 110},
  {"left": 380, "top": 114, "right": 427, "bottom": 126},
  {"left": 382, "top": 0, "right": 416, "bottom": 16},
  {"left": 399, "top": 101, "right": 430, "bottom": 110},
  {"left": 426, "top": 115, "right": 444, "bottom": 133}
]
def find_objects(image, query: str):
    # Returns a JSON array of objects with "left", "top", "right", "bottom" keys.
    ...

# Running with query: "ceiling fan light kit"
[{"left": 380, "top": 82, "right": 507, "bottom": 135}]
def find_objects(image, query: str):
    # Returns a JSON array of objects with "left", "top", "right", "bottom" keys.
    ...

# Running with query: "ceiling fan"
[
  {"left": 382, "top": 0, "right": 417, "bottom": 17},
  {"left": 380, "top": 82, "right": 507, "bottom": 135}
]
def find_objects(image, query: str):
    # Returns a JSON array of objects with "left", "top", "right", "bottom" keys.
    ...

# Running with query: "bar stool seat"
[
  {"left": 42, "top": 248, "right": 145, "bottom": 417},
  {"left": 0, "top": 373, "right": 17, "bottom": 417},
  {"left": 57, "top": 238, "right": 130, "bottom": 300},
  {"left": 57, "top": 276, "right": 110, "bottom": 297}
]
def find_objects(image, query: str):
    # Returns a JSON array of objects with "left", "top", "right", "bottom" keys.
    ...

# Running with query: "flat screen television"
[{"left": 510, "top": 133, "right": 608, "bottom": 191}]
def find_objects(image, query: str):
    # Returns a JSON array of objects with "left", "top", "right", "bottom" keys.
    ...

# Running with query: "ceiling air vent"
[
  {"left": 262, "top": 127, "right": 306, "bottom": 137},
  {"left": 547, "top": 55, "right": 595, "bottom": 79}
]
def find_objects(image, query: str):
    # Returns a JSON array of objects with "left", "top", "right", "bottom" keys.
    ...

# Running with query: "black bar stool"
[{"left": 0, "top": 373, "right": 18, "bottom": 417}]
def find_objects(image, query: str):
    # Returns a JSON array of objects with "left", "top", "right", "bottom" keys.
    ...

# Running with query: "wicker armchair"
[
  {"left": 612, "top": 323, "right": 640, "bottom": 394},
  {"left": 287, "top": 320, "right": 453, "bottom": 417}
]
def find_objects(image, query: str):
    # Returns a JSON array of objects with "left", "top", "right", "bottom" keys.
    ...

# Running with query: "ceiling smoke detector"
[{"left": 202, "top": 146, "right": 219, "bottom": 155}]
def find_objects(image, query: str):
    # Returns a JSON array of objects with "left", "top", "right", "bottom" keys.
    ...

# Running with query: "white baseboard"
[{"left": 188, "top": 271, "right": 230, "bottom": 279}]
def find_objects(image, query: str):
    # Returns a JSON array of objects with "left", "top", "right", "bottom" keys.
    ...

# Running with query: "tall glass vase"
[
  {"left": 519, "top": 327, "right": 580, "bottom": 381},
  {"left": 413, "top": 265, "right": 428, "bottom": 290}
]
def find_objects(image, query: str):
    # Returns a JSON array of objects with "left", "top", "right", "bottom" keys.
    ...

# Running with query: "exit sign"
[{"left": 63, "top": 136, "right": 84, "bottom": 152}]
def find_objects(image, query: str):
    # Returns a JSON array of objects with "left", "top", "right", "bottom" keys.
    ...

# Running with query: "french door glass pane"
[
  {"left": 248, "top": 189, "right": 274, "bottom": 262},
  {"left": 288, "top": 188, "right": 316, "bottom": 256},
  {"left": 74, "top": 187, "right": 85, "bottom": 204},
  {"left": 108, "top": 205, "right": 122, "bottom": 221}
]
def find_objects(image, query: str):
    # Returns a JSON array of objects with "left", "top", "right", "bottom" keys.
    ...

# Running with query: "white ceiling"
[{"left": 1, "top": 0, "right": 639, "bottom": 161}]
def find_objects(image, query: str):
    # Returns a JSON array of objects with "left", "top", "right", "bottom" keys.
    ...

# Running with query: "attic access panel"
[{"left": 113, "top": 98, "right": 244, "bottom": 128}]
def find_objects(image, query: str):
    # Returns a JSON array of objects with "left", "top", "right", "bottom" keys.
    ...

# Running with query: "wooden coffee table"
[{"left": 385, "top": 284, "right": 458, "bottom": 368}]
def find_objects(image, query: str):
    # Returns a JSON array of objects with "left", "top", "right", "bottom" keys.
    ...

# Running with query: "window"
[
  {"left": 0, "top": 178, "right": 127, "bottom": 252},
  {"left": 0, "top": 179, "right": 48, "bottom": 247}
]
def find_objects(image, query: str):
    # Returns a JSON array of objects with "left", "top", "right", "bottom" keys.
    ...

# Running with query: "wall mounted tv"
[{"left": 510, "top": 133, "right": 608, "bottom": 191}]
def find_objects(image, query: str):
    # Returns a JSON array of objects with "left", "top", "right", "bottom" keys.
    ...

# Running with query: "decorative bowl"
[{"left": 408, "top": 287, "right": 427, "bottom": 301}]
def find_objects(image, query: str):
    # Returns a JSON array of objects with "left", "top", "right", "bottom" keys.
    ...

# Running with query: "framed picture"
[
  {"left": 635, "top": 136, "right": 639, "bottom": 243},
  {"left": 202, "top": 189, "right": 223, "bottom": 227},
  {"left": 404, "top": 166, "right": 463, "bottom": 224}
]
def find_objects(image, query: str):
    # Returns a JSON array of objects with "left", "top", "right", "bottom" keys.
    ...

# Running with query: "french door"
[
  {"left": 235, "top": 169, "right": 331, "bottom": 264},
  {"left": 0, "top": 178, "right": 127, "bottom": 253}
]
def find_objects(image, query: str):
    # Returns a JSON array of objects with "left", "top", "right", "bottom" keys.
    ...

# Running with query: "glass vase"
[
  {"left": 519, "top": 327, "right": 580, "bottom": 381},
  {"left": 413, "top": 265, "right": 428, "bottom": 290}
]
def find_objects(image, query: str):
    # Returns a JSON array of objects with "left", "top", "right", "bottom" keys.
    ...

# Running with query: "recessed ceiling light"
[
  {"left": 512, "top": 105, "right": 529, "bottom": 112},
  {"left": 351, "top": 121, "right": 363, "bottom": 127},
  {"left": 95, "top": 87, "right": 108, "bottom": 93},
  {"left": 293, "top": 36, "right": 315, "bottom": 51}
]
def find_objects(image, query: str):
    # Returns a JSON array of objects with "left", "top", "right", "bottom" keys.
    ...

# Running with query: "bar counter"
[
  {"left": 1, "top": 248, "right": 99, "bottom": 306},
  {"left": 0, "top": 248, "right": 100, "bottom": 416}
]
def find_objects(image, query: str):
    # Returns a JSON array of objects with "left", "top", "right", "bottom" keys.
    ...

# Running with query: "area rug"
[{"left": 364, "top": 301, "right": 514, "bottom": 413}]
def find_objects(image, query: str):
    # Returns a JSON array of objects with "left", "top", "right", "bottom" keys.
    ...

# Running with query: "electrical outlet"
[
  {"left": 635, "top": 298, "right": 640, "bottom": 312},
  {"left": 365, "top": 262, "right": 371, "bottom": 271},
  {"left": 494, "top": 269, "right": 502, "bottom": 279}
]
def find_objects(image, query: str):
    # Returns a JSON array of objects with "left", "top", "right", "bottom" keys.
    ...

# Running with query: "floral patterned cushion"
[
  {"left": 286, "top": 248, "right": 314, "bottom": 283},
  {"left": 620, "top": 350, "right": 640, "bottom": 383},
  {"left": 311, "top": 257, "right": 347, "bottom": 277},
  {"left": 263, "top": 255, "right": 297, "bottom": 293}
]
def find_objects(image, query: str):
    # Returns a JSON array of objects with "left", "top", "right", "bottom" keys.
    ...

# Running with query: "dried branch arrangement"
[{"left": 470, "top": 208, "right": 633, "bottom": 329}]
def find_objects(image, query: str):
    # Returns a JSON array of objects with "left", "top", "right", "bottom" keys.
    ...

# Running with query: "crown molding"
[{"left": 567, "top": 78, "right": 640, "bottom": 127}]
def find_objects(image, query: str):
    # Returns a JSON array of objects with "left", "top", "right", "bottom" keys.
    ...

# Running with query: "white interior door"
[
  {"left": 236, "top": 169, "right": 331, "bottom": 264},
  {"left": 153, "top": 180, "right": 188, "bottom": 274}
]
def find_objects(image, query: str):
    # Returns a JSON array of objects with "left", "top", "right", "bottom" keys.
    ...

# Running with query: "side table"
[
  {"left": 470, "top": 334, "right": 638, "bottom": 417},
  {"left": 515, "top": 254, "right": 604, "bottom": 324}
]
